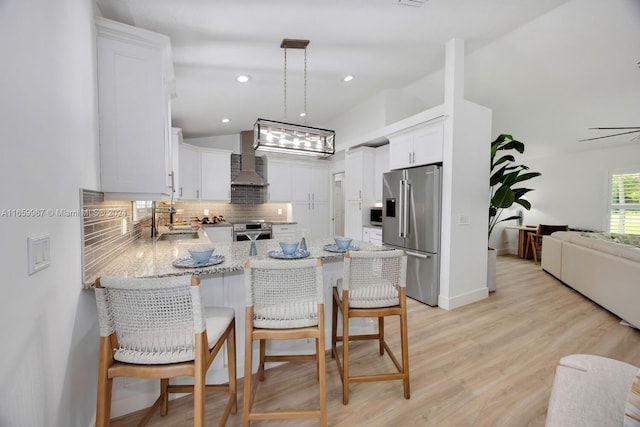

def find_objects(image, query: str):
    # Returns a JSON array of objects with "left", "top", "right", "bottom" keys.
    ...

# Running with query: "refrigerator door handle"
[
  {"left": 398, "top": 179, "right": 405, "bottom": 237},
  {"left": 404, "top": 181, "right": 411, "bottom": 237},
  {"left": 405, "top": 250, "right": 431, "bottom": 259}
]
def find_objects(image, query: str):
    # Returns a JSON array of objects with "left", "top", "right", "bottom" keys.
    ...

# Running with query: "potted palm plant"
[{"left": 487, "top": 134, "right": 541, "bottom": 290}]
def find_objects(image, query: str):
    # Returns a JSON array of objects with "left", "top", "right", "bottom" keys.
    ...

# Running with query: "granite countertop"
[{"left": 88, "top": 227, "right": 383, "bottom": 285}]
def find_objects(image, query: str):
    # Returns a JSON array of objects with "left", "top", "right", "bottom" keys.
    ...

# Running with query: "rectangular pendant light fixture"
[
  {"left": 253, "top": 118, "right": 335, "bottom": 158},
  {"left": 253, "top": 39, "right": 336, "bottom": 158}
]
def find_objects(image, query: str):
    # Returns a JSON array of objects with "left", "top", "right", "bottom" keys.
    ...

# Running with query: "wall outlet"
[{"left": 457, "top": 214, "right": 470, "bottom": 225}]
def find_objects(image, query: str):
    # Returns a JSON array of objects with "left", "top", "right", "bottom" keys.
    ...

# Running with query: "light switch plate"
[{"left": 27, "top": 233, "right": 50, "bottom": 275}]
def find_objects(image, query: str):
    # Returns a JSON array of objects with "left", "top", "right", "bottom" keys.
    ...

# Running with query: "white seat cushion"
[
  {"left": 336, "top": 278, "right": 399, "bottom": 308},
  {"left": 205, "top": 306, "right": 235, "bottom": 349}
]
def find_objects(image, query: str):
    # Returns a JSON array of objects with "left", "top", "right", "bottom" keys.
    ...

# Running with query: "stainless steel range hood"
[{"left": 231, "top": 130, "right": 268, "bottom": 187}]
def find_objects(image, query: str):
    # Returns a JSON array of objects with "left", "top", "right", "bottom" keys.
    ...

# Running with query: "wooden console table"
[{"left": 505, "top": 225, "right": 538, "bottom": 259}]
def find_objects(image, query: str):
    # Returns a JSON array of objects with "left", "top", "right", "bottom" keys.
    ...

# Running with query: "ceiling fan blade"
[
  {"left": 588, "top": 127, "right": 640, "bottom": 130},
  {"left": 580, "top": 129, "right": 640, "bottom": 142}
]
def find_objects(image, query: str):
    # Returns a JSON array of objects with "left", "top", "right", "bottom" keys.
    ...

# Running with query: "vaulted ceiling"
[{"left": 96, "top": 0, "right": 640, "bottom": 156}]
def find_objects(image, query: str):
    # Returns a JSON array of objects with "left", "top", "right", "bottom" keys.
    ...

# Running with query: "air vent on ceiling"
[{"left": 397, "top": 0, "right": 427, "bottom": 6}]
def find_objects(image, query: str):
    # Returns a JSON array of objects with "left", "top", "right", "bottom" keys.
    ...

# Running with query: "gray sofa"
[{"left": 541, "top": 231, "right": 640, "bottom": 329}]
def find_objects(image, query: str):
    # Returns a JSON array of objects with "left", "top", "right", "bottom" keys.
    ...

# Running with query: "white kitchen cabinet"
[
  {"left": 290, "top": 162, "right": 330, "bottom": 237},
  {"left": 290, "top": 162, "right": 329, "bottom": 203},
  {"left": 362, "top": 226, "right": 383, "bottom": 245},
  {"left": 266, "top": 157, "right": 292, "bottom": 202},
  {"left": 179, "top": 144, "right": 200, "bottom": 200},
  {"left": 201, "top": 149, "right": 231, "bottom": 201},
  {"left": 388, "top": 120, "right": 444, "bottom": 170},
  {"left": 345, "top": 147, "right": 376, "bottom": 239},
  {"left": 203, "top": 225, "right": 232, "bottom": 243},
  {"left": 267, "top": 157, "right": 329, "bottom": 204},
  {"left": 345, "top": 200, "right": 363, "bottom": 240},
  {"left": 292, "top": 201, "right": 329, "bottom": 239},
  {"left": 310, "top": 202, "right": 330, "bottom": 237},
  {"left": 178, "top": 144, "right": 231, "bottom": 201},
  {"left": 96, "top": 17, "right": 174, "bottom": 199},
  {"left": 171, "top": 128, "right": 182, "bottom": 197},
  {"left": 272, "top": 224, "right": 298, "bottom": 240},
  {"left": 311, "top": 163, "right": 330, "bottom": 202}
]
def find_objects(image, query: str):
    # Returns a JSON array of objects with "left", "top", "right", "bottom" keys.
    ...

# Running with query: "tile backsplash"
[
  {"left": 81, "top": 189, "right": 143, "bottom": 288},
  {"left": 167, "top": 201, "right": 290, "bottom": 225}
]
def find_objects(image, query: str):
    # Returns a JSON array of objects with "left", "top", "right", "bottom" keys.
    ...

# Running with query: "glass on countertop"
[{"left": 245, "top": 231, "right": 261, "bottom": 256}]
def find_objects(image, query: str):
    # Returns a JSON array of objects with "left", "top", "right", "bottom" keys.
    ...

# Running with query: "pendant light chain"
[
  {"left": 283, "top": 47, "right": 288, "bottom": 121},
  {"left": 303, "top": 47, "right": 308, "bottom": 123}
]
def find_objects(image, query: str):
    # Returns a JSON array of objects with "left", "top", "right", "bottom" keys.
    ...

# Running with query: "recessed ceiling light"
[
  {"left": 299, "top": 112, "right": 307, "bottom": 117},
  {"left": 343, "top": 75, "right": 354, "bottom": 82},
  {"left": 236, "top": 75, "right": 250, "bottom": 83},
  {"left": 221, "top": 118, "right": 230, "bottom": 123}
]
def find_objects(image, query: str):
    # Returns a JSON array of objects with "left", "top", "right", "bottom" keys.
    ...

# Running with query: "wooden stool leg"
[
  {"left": 96, "top": 376, "right": 112, "bottom": 427},
  {"left": 96, "top": 337, "right": 113, "bottom": 427},
  {"left": 378, "top": 317, "right": 385, "bottom": 355},
  {"left": 400, "top": 295, "right": 411, "bottom": 399},
  {"left": 227, "top": 321, "right": 238, "bottom": 414},
  {"left": 331, "top": 289, "right": 338, "bottom": 359},
  {"left": 342, "top": 295, "right": 350, "bottom": 405},
  {"left": 243, "top": 310, "right": 254, "bottom": 427},
  {"left": 318, "top": 310, "right": 327, "bottom": 427},
  {"left": 160, "top": 378, "right": 169, "bottom": 416}
]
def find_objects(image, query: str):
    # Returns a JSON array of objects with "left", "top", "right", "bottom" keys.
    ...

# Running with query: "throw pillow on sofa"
[{"left": 614, "top": 234, "right": 640, "bottom": 248}]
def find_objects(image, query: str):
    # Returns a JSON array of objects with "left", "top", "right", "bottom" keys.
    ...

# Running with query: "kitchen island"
[
  {"left": 92, "top": 227, "right": 385, "bottom": 418},
  {"left": 91, "top": 226, "right": 383, "bottom": 281}
]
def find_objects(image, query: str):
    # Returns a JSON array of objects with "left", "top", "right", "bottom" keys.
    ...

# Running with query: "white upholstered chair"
[
  {"left": 94, "top": 275, "right": 237, "bottom": 426},
  {"left": 331, "top": 249, "right": 410, "bottom": 404},
  {"left": 243, "top": 258, "right": 326, "bottom": 426}
]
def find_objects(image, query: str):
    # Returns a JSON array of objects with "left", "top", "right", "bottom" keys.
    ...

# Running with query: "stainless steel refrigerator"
[{"left": 382, "top": 164, "right": 442, "bottom": 306}]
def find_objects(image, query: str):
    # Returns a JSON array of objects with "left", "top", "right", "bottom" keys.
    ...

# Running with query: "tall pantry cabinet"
[
  {"left": 344, "top": 147, "right": 376, "bottom": 240},
  {"left": 96, "top": 17, "right": 175, "bottom": 199}
]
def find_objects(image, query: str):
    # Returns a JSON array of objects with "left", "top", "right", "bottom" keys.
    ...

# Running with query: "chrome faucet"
[{"left": 151, "top": 201, "right": 176, "bottom": 237}]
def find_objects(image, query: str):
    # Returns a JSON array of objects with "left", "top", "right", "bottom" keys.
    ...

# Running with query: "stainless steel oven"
[{"left": 232, "top": 221, "right": 273, "bottom": 241}]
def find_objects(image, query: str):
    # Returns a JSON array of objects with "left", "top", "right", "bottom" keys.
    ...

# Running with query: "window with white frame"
[{"left": 609, "top": 171, "right": 640, "bottom": 235}]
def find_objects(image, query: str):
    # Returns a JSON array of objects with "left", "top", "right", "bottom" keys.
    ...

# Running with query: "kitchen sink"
[{"left": 157, "top": 231, "right": 199, "bottom": 241}]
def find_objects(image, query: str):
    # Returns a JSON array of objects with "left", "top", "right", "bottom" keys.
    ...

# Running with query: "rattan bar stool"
[
  {"left": 94, "top": 275, "right": 237, "bottom": 427},
  {"left": 331, "top": 249, "right": 410, "bottom": 404},
  {"left": 243, "top": 258, "right": 326, "bottom": 427}
]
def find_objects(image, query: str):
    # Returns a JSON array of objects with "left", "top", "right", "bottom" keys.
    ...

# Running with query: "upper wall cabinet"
[
  {"left": 178, "top": 143, "right": 200, "bottom": 200},
  {"left": 265, "top": 157, "right": 292, "bottom": 202},
  {"left": 96, "top": 17, "right": 175, "bottom": 199},
  {"left": 265, "top": 156, "right": 329, "bottom": 204},
  {"left": 200, "top": 149, "right": 231, "bottom": 201},
  {"left": 388, "top": 119, "right": 444, "bottom": 170},
  {"left": 179, "top": 143, "right": 231, "bottom": 202}
]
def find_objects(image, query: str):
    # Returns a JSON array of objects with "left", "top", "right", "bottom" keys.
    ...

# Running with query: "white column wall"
[{"left": 0, "top": 1, "right": 101, "bottom": 426}]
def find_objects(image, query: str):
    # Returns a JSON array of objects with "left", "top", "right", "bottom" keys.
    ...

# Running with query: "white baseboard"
[{"left": 438, "top": 286, "right": 488, "bottom": 310}]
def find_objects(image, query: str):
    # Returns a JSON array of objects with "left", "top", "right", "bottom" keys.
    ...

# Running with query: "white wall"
[
  {"left": 0, "top": 1, "right": 100, "bottom": 426},
  {"left": 492, "top": 144, "right": 640, "bottom": 252},
  {"left": 186, "top": 133, "right": 241, "bottom": 152},
  {"left": 329, "top": 0, "right": 640, "bottom": 256}
]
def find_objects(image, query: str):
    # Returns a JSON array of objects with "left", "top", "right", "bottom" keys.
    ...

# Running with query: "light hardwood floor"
[{"left": 111, "top": 255, "right": 640, "bottom": 426}]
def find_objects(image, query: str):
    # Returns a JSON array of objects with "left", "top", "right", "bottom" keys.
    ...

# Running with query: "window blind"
[{"left": 610, "top": 172, "right": 640, "bottom": 235}]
